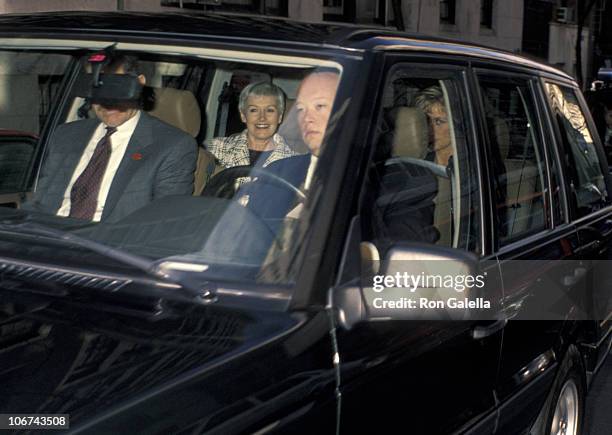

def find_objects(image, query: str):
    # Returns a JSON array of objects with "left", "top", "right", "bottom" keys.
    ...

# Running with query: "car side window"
[
  {"left": 477, "top": 74, "right": 549, "bottom": 245},
  {"left": 0, "top": 52, "right": 71, "bottom": 194},
  {"left": 363, "top": 66, "right": 480, "bottom": 254},
  {"left": 544, "top": 83, "right": 610, "bottom": 218}
]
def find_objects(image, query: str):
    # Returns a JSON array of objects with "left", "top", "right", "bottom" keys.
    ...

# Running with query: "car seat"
[
  {"left": 147, "top": 87, "right": 217, "bottom": 195},
  {"left": 388, "top": 106, "right": 458, "bottom": 246},
  {"left": 371, "top": 107, "right": 441, "bottom": 248}
]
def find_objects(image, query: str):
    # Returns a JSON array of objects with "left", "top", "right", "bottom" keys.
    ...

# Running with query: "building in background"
[
  {"left": 0, "top": 0, "right": 610, "bottom": 88},
  {"left": 0, "top": 0, "right": 164, "bottom": 13},
  {"left": 592, "top": 1, "right": 612, "bottom": 80},
  {"left": 522, "top": 0, "right": 611, "bottom": 89}
]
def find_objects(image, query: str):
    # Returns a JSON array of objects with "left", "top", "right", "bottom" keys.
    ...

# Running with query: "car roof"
[{"left": 0, "top": 11, "right": 572, "bottom": 80}]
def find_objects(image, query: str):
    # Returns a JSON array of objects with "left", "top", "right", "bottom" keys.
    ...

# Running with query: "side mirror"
[{"left": 334, "top": 242, "right": 485, "bottom": 329}]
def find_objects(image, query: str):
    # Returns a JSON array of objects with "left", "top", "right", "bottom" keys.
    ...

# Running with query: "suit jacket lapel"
[{"left": 102, "top": 112, "right": 153, "bottom": 219}]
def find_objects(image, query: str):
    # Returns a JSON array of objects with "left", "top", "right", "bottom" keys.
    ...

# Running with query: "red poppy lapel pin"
[{"left": 131, "top": 152, "right": 143, "bottom": 161}]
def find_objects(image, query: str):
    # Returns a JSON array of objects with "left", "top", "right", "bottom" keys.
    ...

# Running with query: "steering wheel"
[{"left": 201, "top": 165, "right": 306, "bottom": 201}]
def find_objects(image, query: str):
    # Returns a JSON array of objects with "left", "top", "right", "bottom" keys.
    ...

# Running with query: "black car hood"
[
  {"left": 0, "top": 212, "right": 313, "bottom": 434},
  {"left": 0, "top": 283, "right": 300, "bottom": 432}
]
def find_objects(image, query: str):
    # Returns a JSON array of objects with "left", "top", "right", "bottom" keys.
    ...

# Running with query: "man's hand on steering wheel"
[{"left": 201, "top": 165, "right": 306, "bottom": 201}]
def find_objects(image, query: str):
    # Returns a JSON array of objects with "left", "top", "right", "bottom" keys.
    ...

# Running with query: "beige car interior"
[
  {"left": 277, "top": 96, "right": 310, "bottom": 155},
  {"left": 390, "top": 107, "right": 429, "bottom": 159},
  {"left": 390, "top": 105, "right": 545, "bottom": 246},
  {"left": 388, "top": 106, "right": 453, "bottom": 246}
]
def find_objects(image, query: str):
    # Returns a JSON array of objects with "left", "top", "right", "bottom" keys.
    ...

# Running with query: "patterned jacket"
[{"left": 205, "top": 130, "right": 296, "bottom": 168}]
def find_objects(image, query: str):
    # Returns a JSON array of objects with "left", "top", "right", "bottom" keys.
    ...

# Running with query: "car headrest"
[
  {"left": 148, "top": 87, "right": 201, "bottom": 138},
  {"left": 277, "top": 100, "right": 309, "bottom": 154},
  {"left": 391, "top": 107, "right": 429, "bottom": 159},
  {"left": 284, "top": 98, "right": 295, "bottom": 119}
]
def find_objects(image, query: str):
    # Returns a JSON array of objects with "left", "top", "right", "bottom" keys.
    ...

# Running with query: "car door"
[
  {"left": 0, "top": 50, "right": 74, "bottom": 208},
  {"left": 542, "top": 81, "right": 612, "bottom": 375},
  {"left": 334, "top": 58, "right": 503, "bottom": 435},
  {"left": 472, "top": 69, "right": 585, "bottom": 434}
]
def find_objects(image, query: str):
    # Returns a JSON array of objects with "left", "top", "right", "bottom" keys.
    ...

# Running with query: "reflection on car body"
[{"left": 0, "top": 11, "right": 609, "bottom": 435}]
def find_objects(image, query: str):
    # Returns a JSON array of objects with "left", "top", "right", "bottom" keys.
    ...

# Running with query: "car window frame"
[
  {"left": 531, "top": 75, "right": 570, "bottom": 228},
  {"left": 359, "top": 56, "right": 484, "bottom": 254},
  {"left": 471, "top": 67, "right": 561, "bottom": 253},
  {"left": 540, "top": 77, "right": 612, "bottom": 223},
  {"left": 0, "top": 49, "right": 81, "bottom": 198},
  {"left": 0, "top": 37, "right": 363, "bottom": 311}
]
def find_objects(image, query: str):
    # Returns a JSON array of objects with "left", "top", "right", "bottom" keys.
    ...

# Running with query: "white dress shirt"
[
  {"left": 57, "top": 111, "right": 141, "bottom": 221},
  {"left": 303, "top": 154, "right": 318, "bottom": 191}
]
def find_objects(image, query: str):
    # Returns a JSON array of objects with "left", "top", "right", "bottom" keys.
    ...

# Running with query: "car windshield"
[{"left": 0, "top": 43, "right": 344, "bottom": 287}]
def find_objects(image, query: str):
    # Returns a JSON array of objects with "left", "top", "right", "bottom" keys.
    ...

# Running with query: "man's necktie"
[{"left": 69, "top": 126, "right": 117, "bottom": 220}]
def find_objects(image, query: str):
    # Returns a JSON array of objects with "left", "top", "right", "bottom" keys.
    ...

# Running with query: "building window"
[
  {"left": 481, "top": 0, "right": 493, "bottom": 28},
  {"left": 440, "top": 0, "right": 456, "bottom": 25},
  {"left": 323, "top": 0, "right": 343, "bottom": 15},
  {"left": 160, "top": 1, "right": 265, "bottom": 13},
  {"left": 323, "top": 0, "right": 356, "bottom": 23}
]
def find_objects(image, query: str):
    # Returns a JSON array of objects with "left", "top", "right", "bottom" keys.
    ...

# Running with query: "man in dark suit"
[
  {"left": 242, "top": 71, "right": 340, "bottom": 219},
  {"left": 24, "top": 54, "right": 197, "bottom": 222}
]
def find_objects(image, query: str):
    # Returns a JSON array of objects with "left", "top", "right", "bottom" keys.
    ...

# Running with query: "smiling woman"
[{"left": 205, "top": 81, "right": 297, "bottom": 169}]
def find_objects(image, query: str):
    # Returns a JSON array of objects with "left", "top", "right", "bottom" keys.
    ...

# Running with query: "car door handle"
[
  {"left": 471, "top": 318, "right": 507, "bottom": 340},
  {"left": 562, "top": 266, "right": 587, "bottom": 287},
  {"left": 574, "top": 240, "right": 602, "bottom": 254}
]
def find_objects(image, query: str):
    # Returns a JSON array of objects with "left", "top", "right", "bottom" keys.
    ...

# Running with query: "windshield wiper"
[{"left": 0, "top": 220, "right": 216, "bottom": 304}]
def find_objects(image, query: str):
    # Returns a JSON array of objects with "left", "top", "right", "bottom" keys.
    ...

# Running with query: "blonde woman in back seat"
[
  {"left": 205, "top": 82, "right": 296, "bottom": 169},
  {"left": 415, "top": 86, "right": 453, "bottom": 166}
]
